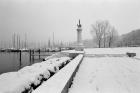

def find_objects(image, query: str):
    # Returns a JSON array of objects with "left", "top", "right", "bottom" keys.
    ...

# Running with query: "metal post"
[
  {"left": 29, "top": 50, "right": 32, "bottom": 62},
  {"left": 19, "top": 50, "right": 22, "bottom": 68},
  {"left": 32, "top": 50, "right": 34, "bottom": 62},
  {"left": 39, "top": 49, "right": 40, "bottom": 59}
]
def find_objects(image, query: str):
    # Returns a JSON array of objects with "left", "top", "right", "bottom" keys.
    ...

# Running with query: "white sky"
[{"left": 0, "top": 0, "right": 140, "bottom": 44}]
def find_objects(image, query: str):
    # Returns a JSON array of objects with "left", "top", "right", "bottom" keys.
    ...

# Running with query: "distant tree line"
[{"left": 117, "top": 29, "right": 140, "bottom": 47}]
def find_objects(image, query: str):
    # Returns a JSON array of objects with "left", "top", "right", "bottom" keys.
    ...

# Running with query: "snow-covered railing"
[
  {"left": 32, "top": 54, "right": 84, "bottom": 93},
  {"left": 44, "top": 52, "right": 70, "bottom": 61},
  {"left": 0, "top": 57, "right": 71, "bottom": 93}
]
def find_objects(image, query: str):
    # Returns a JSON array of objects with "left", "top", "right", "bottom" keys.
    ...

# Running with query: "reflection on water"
[{"left": 0, "top": 52, "right": 45, "bottom": 74}]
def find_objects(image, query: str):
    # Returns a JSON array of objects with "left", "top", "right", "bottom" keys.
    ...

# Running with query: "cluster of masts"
[
  {"left": 12, "top": 33, "right": 27, "bottom": 50},
  {"left": 0, "top": 33, "right": 73, "bottom": 50},
  {"left": 0, "top": 20, "right": 82, "bottom": 50}
]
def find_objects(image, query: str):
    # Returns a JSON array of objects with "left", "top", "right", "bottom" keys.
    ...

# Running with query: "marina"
[{"left": 0, "top": 0, "right": 140, "bottom": 93}]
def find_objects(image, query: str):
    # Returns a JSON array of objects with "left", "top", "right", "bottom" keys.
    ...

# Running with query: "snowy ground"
[{"left": 69, "top": 47, "right": 140, "bottom": 93}]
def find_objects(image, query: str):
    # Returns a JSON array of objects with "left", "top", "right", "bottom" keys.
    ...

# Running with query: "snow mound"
[
  {"left": 0, "top": 56, "right": 71, "bottom": 93},
  {"left": 32, "top": 54, "right": 83, "bottom": 93}
]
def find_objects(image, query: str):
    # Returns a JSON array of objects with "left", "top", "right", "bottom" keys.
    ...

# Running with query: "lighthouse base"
[{"left": 75, "top": 43, "right": 84, "bottom": 51}]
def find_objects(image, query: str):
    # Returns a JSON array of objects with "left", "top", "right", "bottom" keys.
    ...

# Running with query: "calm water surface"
[{"left": 0, "top": 52, "right": 47, "bottom": 74}]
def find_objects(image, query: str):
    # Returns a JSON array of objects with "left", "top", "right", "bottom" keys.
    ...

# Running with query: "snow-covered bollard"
[{"left": 126, "top": 52, "right": 136, "bottom": 57}]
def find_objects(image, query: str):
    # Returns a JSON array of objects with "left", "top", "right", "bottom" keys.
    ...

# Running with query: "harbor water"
[{"left": 0, "top": 52, "right": 47, "bottom": 74}]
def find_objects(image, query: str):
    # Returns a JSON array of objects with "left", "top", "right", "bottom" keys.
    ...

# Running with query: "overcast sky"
[{"left": 0, "top": 0, "right": 140, "bottom": 45}]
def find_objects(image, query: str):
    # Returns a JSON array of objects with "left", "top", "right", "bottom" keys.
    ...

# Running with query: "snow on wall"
[
  {"left": 85, "top": 47, "right": 140, "bottom": 58},
  {"left": 0, "top": 57, "right": 71, "bottom": 93},
  {"left": 62, "top": 50, "right": 85, "bottom": 54},
  {"left": 32, "top": 54, "right": 84, "bottom": 93},
  {"left": 45, "top": 52, "right": 70, "bottom": 60}
]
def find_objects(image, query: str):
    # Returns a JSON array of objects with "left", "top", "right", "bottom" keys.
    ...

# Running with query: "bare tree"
[
  {"left": 91, "top": 20, "right": 109, "bottom": 48},
  {"left": 91, "top": 20, "right": 118, "bottom": 48},
  {"left": 107, "top": 26, "right": 118, "bottom": 47},
  {"left": 91, "top": 21, "right": 103, "bottom": 48},
  {"left": 102, "top": 21, "right": 109, "bottom": 48}
]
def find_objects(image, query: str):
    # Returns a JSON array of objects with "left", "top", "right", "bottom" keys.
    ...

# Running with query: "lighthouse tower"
[{"left": 76, "top": 19, "right": 83, "bottom": 51}]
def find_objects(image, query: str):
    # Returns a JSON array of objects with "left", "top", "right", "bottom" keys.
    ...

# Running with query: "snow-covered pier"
[{"left": 69, "top": 48, "right": 140, "bottom": 93}]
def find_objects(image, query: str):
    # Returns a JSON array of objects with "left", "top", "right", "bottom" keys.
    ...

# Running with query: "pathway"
[{"left": 69, "top": 52, "right": 140, "bottom": 93}]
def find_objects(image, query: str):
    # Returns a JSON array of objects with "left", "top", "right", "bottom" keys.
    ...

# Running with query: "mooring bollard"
[
  {"left": 32, "top": 50, "right": 34, "bottom": 62},
  {"left": 19, "top": 50, "right": 22, "bottom": 68},
  {"left": 29, "top": 50, "right": 32, "bottom": 62},
  {"left": 39, "top": 49, "right": 40, "bottom": 59}
]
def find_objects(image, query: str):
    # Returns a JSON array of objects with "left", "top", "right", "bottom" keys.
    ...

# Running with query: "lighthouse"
[
  {"left": 77, "top": 19, "right": 82, "bottom": 45},
  {"left": 76, "top": 19, "right": 83, "bottom": 51}
]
